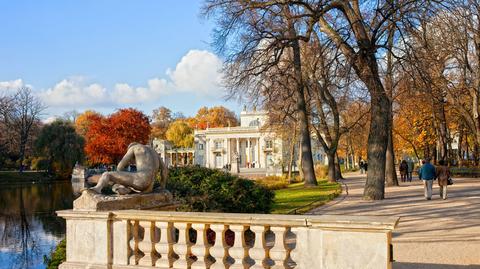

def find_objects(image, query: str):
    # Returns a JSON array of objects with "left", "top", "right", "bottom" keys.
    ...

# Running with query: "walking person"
[
  {"left": 399, "top": 160, "right": 408, "bottom": 182},
  {"left": 407, "top": 159, "right": 414, "bottom": 182},
  {"left": 436, "top": 160, "right": 451, "bottom": 200},
  {"left": 419, "top": 158, "right": 436, "bottom": 200},
  {"left": 360, "top": 159, "right": 365, "bottom": 174}
]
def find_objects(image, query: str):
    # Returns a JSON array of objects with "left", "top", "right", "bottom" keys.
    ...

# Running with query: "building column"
[
  {"left": 206, "top": 139, "right": 210, "bottom": 168},
  {"left": 247, "top": 138, "right": 251, "bottom": 167},
  {"left": 226, "top": 138, "right": 230, "bottom": 165},
  {"left": 236, "top": 138, "right": 240, "bottom": 167},
  {"left": 256, "top": 137, "right": 260, "bottom": 168}
]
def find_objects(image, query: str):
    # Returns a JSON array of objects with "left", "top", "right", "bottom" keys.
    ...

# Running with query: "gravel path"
[{"left": 309, "top": 172, "right": 480, "bottom": 268}]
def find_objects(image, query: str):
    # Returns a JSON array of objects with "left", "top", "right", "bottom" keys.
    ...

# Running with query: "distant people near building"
[
  {"left": 399, "top": 160, "right": 408, "bottom": 182},
  {"left": 407, "top": 159, "right": 414, "bottom": 182},
  {"left": 360, "top": 159, "right": 365, "bottom": 174},
  {"left": 436, "top": 160, "right": 451, "bottom": 200},
  {"left": 364, "top": 161, "right": 368, "bottom": 173},
  {"left": 419, "top": 158, "right": 436, "bottom": 200}
]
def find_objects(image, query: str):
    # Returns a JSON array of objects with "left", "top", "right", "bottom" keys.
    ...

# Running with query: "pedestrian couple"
[
  {"left": 419, "top": 158, "right": 451, "bottom": 200},
  {"left": 399, "top": 159, "right": 414, "bottom": 182}
]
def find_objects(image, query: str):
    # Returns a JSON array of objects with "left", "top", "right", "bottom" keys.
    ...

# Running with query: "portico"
[{"left": 194, "top": 109, "right": 282, "bottom": 175}]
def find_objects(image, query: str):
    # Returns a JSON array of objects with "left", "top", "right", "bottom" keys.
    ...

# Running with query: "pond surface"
[{"left": 0, "top": 181, "right": 74, "bottom": 269}]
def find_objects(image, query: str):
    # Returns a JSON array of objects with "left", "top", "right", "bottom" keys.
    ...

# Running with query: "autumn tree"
[
  {"left": 188, "top": 106, "right": 239, "bottom": 130},
  {"left": 151, "top": 106, "right": 173, "bottom": 139},
  {"left": 204, "top": 1, "right": 319, "bottom": 186},
  {"left": 166, "top": 120, "right": 194, "bottom": 148},
  {"left": 85, "top": 108, "right": 151, "bottom": 164},
  {"left": 74, "top": 110, "right": 102, "bottom": 137}
]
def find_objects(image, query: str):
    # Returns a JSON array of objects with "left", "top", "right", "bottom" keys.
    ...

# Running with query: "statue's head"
[{"left": 128, "top": 142, "right": 141, "bottom": 149}]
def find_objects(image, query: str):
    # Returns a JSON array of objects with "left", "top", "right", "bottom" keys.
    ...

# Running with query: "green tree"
[
  {"left": 165, "top": 120, "right": 194, "bottom": 148},
  {"left": 35, "top": 120, "right": 85, "bottom": 178}
]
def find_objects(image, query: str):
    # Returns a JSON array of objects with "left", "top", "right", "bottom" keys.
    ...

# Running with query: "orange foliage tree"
[
  {"left": 85, "top": 108, "right": 151, "bottom": 164},
  {"left": 187, "top": 106, "right": 239, "bottom": 129},
  {"left": 75, "top": 110, "right": 102, "bottom": 137}
]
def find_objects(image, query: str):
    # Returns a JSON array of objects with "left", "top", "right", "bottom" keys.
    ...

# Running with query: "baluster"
[
  {"left": 284, "top": 227, "right": 297, "bottom": 269},
  {"left": 209, "top": 224, "right": 227, "bottom": 269},
  {"left": 229, "top": 225, "right": 246, "bottom": 269},
  {"left": 191, "top": 223, "right": 209, "bottom": 268},
  {"left": 128, "top": 220, "right": 140, "bottom": 265},
  {"left": 155, "top": 222, "right": 174, "bottom": 268},
  {"left": 269, "top": 227, "right": 288, "bottom": 269},
  {"left": 137, "top": 221, "right": 156, "bottom": 266},
  {"left": 172, "top": 222, "right": 190, "bottom": 269},
  {"left": 249, "top": 225, "right": 267, "bottom": 269}
]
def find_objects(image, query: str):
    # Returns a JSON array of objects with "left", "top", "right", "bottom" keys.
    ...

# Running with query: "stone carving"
[{"left": 90, "top": 142, "right": 168, "bottom": 195}]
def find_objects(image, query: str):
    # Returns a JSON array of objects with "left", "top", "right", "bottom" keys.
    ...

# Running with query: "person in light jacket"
[
  {"left": 436, "top": 160, "right": 451, "bottom": 200},
  {"left": 419, "top": 158, "right": 436, "bottom": 200}
]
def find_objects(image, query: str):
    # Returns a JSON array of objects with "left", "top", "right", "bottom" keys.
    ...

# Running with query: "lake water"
[{"left": 0, "top": 181, "right": 74, "bottom": 269}]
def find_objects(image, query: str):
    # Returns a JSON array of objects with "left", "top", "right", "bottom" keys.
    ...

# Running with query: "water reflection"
[{"left": 0, "top": 182, "right": 74, "bottom": 269}]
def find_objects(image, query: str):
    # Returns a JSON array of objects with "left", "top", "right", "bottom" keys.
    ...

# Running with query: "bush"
[
  {"left": 44, "top": 239, "right": 66, "bottom": 269},
  {"left": 31, "top": 157, "right": 49, "bottom": 171},
  {"left": 256, "top": 176, "right": 289, "bottom": 190},
  {"left": 166, "top": 166, "right": 274, "bottom": 213},
  {"left": 315, "top": 164, "right": 329, "bottom": 179}
]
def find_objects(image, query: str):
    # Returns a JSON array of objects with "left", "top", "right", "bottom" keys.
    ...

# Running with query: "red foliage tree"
[{"left": 85, "top": 108, "right": 151, "bottom": 164}]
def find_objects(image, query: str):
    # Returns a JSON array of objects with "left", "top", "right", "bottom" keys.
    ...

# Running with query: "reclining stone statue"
[{"left": 90, "top": 142, "right": 168, "bottom": 195}]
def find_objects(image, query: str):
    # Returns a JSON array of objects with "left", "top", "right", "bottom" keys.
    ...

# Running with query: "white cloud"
[
  {"left": 168, "top": 50, "right": 224, "bottom": 96},
  {"left": 0, "top": 79, "right": 24, "bottom": 90},
  {"left": 2, "top": 49, "right": 226, "bottom": 109},
  {"left": 111, "top": 78, "right": 171, "bottom": 104},
  {"left": 39, "top": 77, "right": 108, "bottom": 107}
]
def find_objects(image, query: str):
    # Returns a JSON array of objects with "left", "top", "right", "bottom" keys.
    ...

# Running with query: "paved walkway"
[{"left": 309, "top": 172, "right": 480, "bottom": 268}]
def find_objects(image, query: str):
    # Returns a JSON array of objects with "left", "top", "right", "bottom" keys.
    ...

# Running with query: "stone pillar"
[
  {"left": 206, "top": 139, "right": 210, "bottom": 168},
  {"left": 256, "top": 137, "right": 260, "bottom": 168},
  {"left": 247, "top": 138, "right": 251, "bottom": 167},
  {"left": 236, "top": 138, "right": 240, "bottom": 166}
]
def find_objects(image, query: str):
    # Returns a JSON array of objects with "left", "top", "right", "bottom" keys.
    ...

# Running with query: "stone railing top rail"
[{"left": 57, "top": 210, "right": 399, "bottom": 231}]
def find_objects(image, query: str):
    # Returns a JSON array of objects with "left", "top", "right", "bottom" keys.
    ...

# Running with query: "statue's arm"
[{"left": 117, "top": 148, "right": 134, "bottom": 171}]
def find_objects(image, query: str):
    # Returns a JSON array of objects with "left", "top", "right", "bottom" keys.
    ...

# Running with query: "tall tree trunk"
[
  {"left": 287, "top": 128, "right": 297, "bottom": 183},
  {"left": 363, "top": 78, "right": 390, "bottom": 200},
  {"left": 335, "top": 153, "right": 343, "bottom": 179},
  {"left": 290, "top": 32, "right": 316, "bottom": 186},
  {"left": 327, "top": 151, "right": 336, "bottom": 183},
  {"left": 385, "top": 127, "right": 399, "bottom": 186},
  {"left": 457, "top": 126, "right": 464, "bottom": 167},
  {"left": 384, "top": 18, "right": 399, "bottom": 187}
]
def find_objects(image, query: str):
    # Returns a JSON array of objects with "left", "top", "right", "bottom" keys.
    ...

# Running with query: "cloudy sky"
[{"left": 0, "top": 0, "right": 240, "bottom": 120}]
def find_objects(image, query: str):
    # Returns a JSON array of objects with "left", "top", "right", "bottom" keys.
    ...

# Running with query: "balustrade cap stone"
[
  {"left": 307, "top": 214, "right": 400, "bottom": 231},
  {"left": 57, "top": 209, "right": 399, "bottom": 231}
]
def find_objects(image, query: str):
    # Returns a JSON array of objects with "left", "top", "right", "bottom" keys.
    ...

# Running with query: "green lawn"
[
  {"left": 0, "top": 171, "right": 53, "bottom": 184},
  {"left": 272, "top": 180, "right": 341, "bottom": 214}
]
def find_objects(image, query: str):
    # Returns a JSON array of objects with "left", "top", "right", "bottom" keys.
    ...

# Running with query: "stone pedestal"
[{"left": 73, "top": 189, "right": 174, "bottom": 211}]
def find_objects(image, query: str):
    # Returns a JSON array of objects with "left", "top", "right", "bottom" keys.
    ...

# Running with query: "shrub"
[
  {"left": 315, "top": 164, "right": 329, "bottom": 179},
  {"left": 256, "top": 176, "right": 289, "bottom": 190},
  {"left": 31, "top": 157, "right": 49, "bottom": 171},
  {"left": 166, "top": 166, "right": 274, "bottom": 213},
  {"left": 44, "top": 239, "right": 66, "bottom": 269}
]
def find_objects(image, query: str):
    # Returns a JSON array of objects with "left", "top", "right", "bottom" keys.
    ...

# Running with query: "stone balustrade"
[{"left": 57, "top": 210, "right": 398, "bottom": 269}]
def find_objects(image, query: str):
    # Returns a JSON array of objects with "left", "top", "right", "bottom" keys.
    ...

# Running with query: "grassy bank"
[
  {"left": 272, "top": 180, "right": 341, "bottom": 214},
  {"left": 0, "top": 171, "right": 54, "bottom": 184}
]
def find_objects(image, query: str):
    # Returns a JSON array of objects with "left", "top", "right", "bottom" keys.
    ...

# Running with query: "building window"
[
  {"left": 214, "top": 141, "right": 223, "bottom": 149},
  {"left": 197, "top": 144, "right": 204, "bottom": 150},
  {"left": 265, "top": 140, "right": 273, "bottom": 149}
]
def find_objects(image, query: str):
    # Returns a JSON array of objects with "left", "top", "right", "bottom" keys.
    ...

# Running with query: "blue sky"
[{"left": 0, "top": 0, "right": 240, "bottom": 119}]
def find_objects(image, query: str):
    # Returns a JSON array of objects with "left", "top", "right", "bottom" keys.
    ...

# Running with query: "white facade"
[{"left": 194, "top": 109, "right": 283, "bottom": 175}]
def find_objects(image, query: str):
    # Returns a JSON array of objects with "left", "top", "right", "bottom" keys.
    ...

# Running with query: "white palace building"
[
  {"left": 194, "top": 109, "right": 283, "bottom": 175},
  {"left": 153, "top": 108, "right": 327, "bottom": 176}
]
